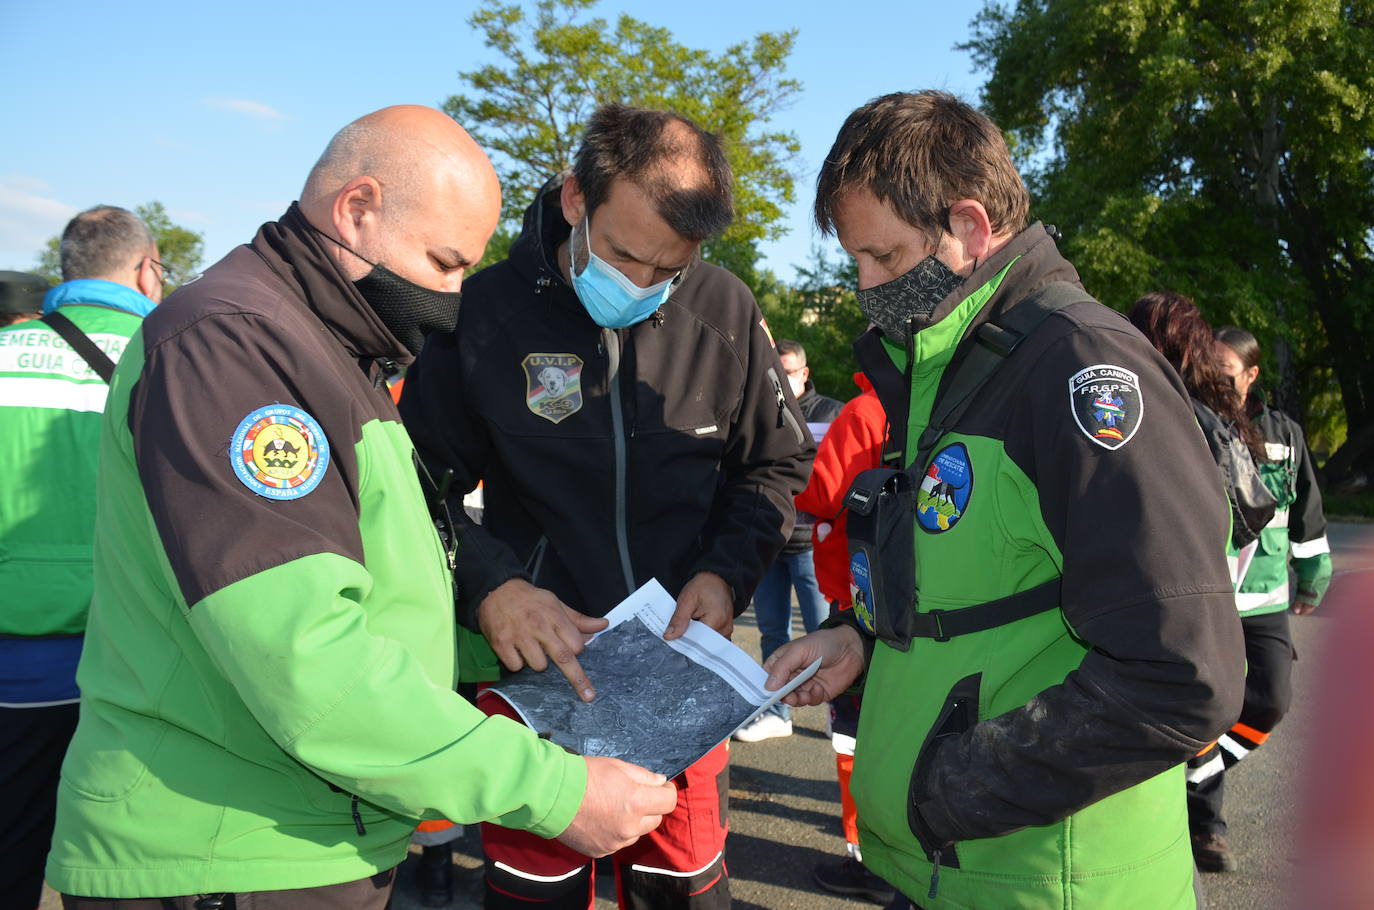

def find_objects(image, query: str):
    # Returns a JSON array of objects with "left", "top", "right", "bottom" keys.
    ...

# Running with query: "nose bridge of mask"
[{"left": 582, "top": 216, "right": 676, "bottom": 300}]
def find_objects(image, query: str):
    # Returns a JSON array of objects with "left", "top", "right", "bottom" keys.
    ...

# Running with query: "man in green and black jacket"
[
  {"left": 765, "top": 91, "right": 1245, "bottom": 910},
  {"left": 46, "top": 106, "right": 676, "bottom": 910}
]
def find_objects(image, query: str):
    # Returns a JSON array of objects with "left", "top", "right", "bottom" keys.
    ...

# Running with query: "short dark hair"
[
  {"left": 60, "top": 205, "right": 155, "bottom": 282},
  {"left": 815, "top": 91, "right": 1029, "bottom": 243},
  {"left": 775, "top": 338, "right": 806, "bottom": 363},
  {"left": 573, "top": 103, "right": 734, "bottom": 242}
]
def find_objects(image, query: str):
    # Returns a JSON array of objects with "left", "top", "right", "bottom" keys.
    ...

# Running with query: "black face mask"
[
  {"left": 352, "top": 264, "right": 462, "bottom": 356},
  {"left": 856, "top": 255, "right": 965, "bottom": 341},
  {"left": 311, "top": 226, "right": 462, "bottom": 356}
]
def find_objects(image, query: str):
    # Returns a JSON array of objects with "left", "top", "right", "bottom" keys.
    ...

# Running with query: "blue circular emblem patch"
[
  {"left": 230, "top": 405, "right": 330, "bottom": 500},
  {"left": 916, "top": 443, "right": 974, "bottom": 533}
]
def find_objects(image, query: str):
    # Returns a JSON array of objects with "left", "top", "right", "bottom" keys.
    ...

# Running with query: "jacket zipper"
[
  {"left": 765, "top": 366, "right": 805, "bottom": 446},
  {"left": 602, "top": 327, "right": 636, "bottom": 596}
]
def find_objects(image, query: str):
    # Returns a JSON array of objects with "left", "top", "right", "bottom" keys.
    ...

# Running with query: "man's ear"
[
  {"left": 332, "top": 176, "right": 381, "bottom": 248},
  {"left": 135, "top": 255, "right": 163, "bottom": 302},
  {"left": 946, "top": 199, "right": 994, "bottom": 266},
  {"left": 560, "top": 175, "right": 586, "bottom": 227}
]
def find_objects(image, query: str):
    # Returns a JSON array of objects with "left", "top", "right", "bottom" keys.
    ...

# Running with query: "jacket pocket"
[{"left": 907, "top": 672, "right": 982, "bottom": 870}]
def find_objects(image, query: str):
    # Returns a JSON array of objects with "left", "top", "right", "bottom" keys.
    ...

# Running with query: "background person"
[
  {"left": 764, "top": 90, "right": 1243, "bottom": 909},
  {"left": 1178, "top": 323, "right": 1332, "bottom": 873},
  {"left": 789, "top": 371, "right": 895, "bottom": 905},
  {"left": 45, "top": 107, "right": 675, "bottom": 910},
  {"left": 0, "top": 208, "right": 161, "bottom": 910},
  {"left": 0, "top": 269, "right": 48, "bottom": 326},
  {"left": 400, "top": 103, "right": 813, "bottom": 910},
  {"left": 735, "top": 338, "right": 842, "bottom": 742}
]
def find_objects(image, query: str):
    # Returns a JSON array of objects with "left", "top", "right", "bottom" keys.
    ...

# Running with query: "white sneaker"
[{"left": 733, "top": 710, "right": 793, "bottom": 742}]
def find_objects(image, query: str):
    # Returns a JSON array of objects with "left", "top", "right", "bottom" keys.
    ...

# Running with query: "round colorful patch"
[
  {"left": 916, "top": 442, "right": 974, "bottom": 533},
  {"left": 230, "top": 405, "right": 330, "bottom": 500},
  {"left": 849, "top": 550, "right": 877, "bottom": 635}
]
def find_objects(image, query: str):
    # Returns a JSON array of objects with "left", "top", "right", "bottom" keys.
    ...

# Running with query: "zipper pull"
[
  {"left": 351, "top": 794, "right": 366, "bottom": 835},
  {"left": 535, "top": 275, "right": 552, "bottom": 295},
  {"left": 928, "top": 847, "right": 942, "bottom": 900}
]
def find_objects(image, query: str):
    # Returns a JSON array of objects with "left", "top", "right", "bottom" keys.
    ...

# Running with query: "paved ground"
[{"left": 41, "top": 522, "right": 1374, "bottom": 909}]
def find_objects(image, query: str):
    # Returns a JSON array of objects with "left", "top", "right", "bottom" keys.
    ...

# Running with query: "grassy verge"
[{"left": 1324, "top": 489, "right": 1374, "bottom": 522}]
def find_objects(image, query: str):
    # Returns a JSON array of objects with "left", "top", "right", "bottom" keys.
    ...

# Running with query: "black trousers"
[
  {"left": 1186, "top": 609, "right": 1295, "bottom": 835},
  {"left": 60, "top": 867, "right": 396, "bottom": 910},
  {"left": 0, "top": 701, "right": 80, "bottom": 910}
]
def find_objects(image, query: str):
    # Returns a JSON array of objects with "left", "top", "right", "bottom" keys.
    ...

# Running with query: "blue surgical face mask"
[{"left": 569, "top": 216, "right": 678, "bottom": 329}]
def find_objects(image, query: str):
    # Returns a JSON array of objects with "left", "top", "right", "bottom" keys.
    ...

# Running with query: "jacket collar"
[
  {"left": 251, "top": 204, "right": 411, "bottom": 365},
  {"left": 42, "top": 279, "right": 155, "bottom": 317}
]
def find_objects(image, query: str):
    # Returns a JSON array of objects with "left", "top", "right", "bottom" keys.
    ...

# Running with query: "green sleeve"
[
  {"left": 187, "top": 553, "right": 586, "bottom": 838},
  {"left": 1294, "top": 552, "right": 1333, "bottom": 604}
]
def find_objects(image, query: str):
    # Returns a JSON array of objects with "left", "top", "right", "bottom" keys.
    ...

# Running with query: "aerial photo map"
[{"left": 486, "top": 580, "right": 819, "bottom": 778}]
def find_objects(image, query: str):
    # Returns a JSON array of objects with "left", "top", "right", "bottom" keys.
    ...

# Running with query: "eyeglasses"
[{"left": 144, "top": 257, "right": 176, "bottom": 285}]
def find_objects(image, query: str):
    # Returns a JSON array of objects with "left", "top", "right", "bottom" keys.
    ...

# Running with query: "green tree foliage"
[
  {"left": 756, "top": 248, "right": 868, "bottom": 402},
  {"left": 963, "top": 0, "right": 1374, "bottom": 480},
  {"left": 444, "top": 0, "right": 801, "bottom": 282},
  {"left": 33, "top": 201, "right": 205, "bottom": 293},
  {"left": 134, "top": 202, "right": 204, "bottom": 291}
]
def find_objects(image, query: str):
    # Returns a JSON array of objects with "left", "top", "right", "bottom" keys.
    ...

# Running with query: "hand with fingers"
[
  {"left": 763, "top": 625, "right": 868, "bottom": 706},
  {"left": 556, "top": 756, "right": 679, "bottom": 858},
  {"left": 477, "top": 578, "right": 609, "bottom": 701},
  {"left": 663, "top": 571, "right": 734, "bottom": 641}
]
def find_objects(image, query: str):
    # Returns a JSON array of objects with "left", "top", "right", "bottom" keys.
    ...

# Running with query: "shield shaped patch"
[
  {"left": 1069, "top": 364, "right": 1143, "bottom": 450},
  {"left": 916, "top": 443, "right": 974, "bottom": 532},
  {"left": 524, "top": 353, "right": 583, "bottom": 424}
]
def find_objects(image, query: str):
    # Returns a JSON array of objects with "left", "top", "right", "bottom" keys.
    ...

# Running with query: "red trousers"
[{"left": 477, "top": 688, "right": 730, "bottom": 910}]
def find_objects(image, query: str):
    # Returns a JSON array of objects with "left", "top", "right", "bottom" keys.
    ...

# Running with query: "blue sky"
[{"left": 0, "top": 1, "right": 986, "bottom": 282}]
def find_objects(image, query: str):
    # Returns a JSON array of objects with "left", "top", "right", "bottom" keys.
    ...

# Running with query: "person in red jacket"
[{"left": 792, "top": 373, "right": 896, "bottom": 905}]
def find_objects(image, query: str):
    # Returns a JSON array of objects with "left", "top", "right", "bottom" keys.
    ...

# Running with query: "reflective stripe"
[
  {"left": 1225, "top": 553, "right": 1240, "bottom": 587},
  {"left": 1264, "top": 442, "right": 1293, "bottom": 461},
  {"left": 1265, "top": 508, "right": 1289, "bottom": 530},
  {"left": 1292, "top": 536, "right": 1331, "bottom": 558},
  {"left": 831, "top": 732, "right": 857, "bottom": 757},
  {"left": 1231, "top": 721, "right": 1271, "bottom": 747},
  {"left": 1236, "top": 585, "right": 1287, "bottom": 612},
  {"left": 630, "top": 850, "right": 724, "bottom": 878},
  {"left": 1187, "top": 752, "right": 1225, "bottom": 784},
  {"left": 0, "top": 697, "right": 81, "bottom": 708},
  {"left": 0, "top": 375, "right": 110, "bottom": 413},
  {"left": 491, "top": 861, "right": 587, "bottom": 883},
  {"left": 1218, "top": 734, "right": 1250, "bottom": 762}
]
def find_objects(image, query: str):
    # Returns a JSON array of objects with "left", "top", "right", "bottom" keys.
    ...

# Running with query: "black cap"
[{"left": 0, "top": 271, "right": 50, "bottom": 316}]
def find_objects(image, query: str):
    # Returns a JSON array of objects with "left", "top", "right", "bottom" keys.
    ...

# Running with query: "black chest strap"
[
  {"left": 40, "top": 310, "right": 117, "bottom": 384},
  {"left": 910, "top": 578, "right": 1062, "bottom": 641},
  {"left": 912, "top": 280, "right": 1094, "bottom": 473},
  {"left": 907, "top": 281, "right": 1091, "bottom": 640}
]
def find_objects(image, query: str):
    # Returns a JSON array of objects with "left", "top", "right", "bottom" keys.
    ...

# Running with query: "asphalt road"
[{"left": 41, "top": 522, "right": 1374, "bottom": 910}]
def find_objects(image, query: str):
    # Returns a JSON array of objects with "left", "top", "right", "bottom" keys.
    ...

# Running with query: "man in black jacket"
[{"left": 400, "top": 104, "right": 813, "bottom": 910}]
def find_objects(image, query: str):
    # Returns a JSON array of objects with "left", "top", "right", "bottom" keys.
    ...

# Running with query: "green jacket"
[
  {"left": 1236, "top": 401, "right": 1331, "bottom": 614},
  {"left": 849, "top": 226, "right": 1243, "bottom": 909},
  {"left": 0, "top": 298, "right": 141, "bottom": 638},
  {"left": 47, "top": 207, "right": 587, "bottom": 898}
]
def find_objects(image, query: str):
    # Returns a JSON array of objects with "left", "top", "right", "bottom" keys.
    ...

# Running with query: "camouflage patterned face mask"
[{"left": 856, "top": 254, "right": 965, "bottom": 341}]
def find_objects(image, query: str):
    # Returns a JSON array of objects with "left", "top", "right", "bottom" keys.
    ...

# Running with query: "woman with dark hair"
[
  {"left": 1128, "top": 292, "right": 1276, "bottom": 550},
  {"left": 1184, "top": 325, "right": 1332, "bottom": 874},
  {"left": 1128, "top": 292, "right": 1266, "bottom": 462}
]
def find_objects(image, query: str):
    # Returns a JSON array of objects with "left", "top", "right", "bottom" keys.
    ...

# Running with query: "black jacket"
[
  {"left": 400, "top": 177, "right": 814, "bottom": 625},
  {"left": 796, "top": 382, "right": 843, "bottom": 423}
]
